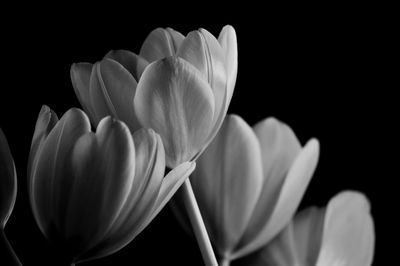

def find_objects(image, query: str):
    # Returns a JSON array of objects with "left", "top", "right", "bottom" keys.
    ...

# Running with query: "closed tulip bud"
[
  {"left": 239, "top": 191, "right": 375, "bottom": 266},
  {"left": 27, "top": 106, "right": 195, "bottom": 264},
  {"left": 0, "top": 129, "right": 21, "bottom": 265},
  {"left": 186, "top": 115, "right": 320, "bottom": 263},
  {"left": 71, "top": 25, "right": 237, "bottom": 168}
]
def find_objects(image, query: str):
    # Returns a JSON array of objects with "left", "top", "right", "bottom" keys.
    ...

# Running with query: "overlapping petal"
[
  {"left": 139, "top": 27, "right": 185, "bottom": 63},
  {"left": 238, "top": 191, "right": 375, "bottom": 266},
  {"left": 27, "top": 107, "right": 196, "bottom": 263},
  {"left": 191, "top": 115, "right": 263, "bottom": 257},
  {"left": 134, "top": 56, "right": 215, "bottom": 167},
  {"left": 188, "top": 115, "right": 319, "bottom": 261}
]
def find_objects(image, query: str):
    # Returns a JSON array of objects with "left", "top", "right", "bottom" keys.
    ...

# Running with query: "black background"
[{"left": 0, "top": 5, "right": 392, "bottom": 265}]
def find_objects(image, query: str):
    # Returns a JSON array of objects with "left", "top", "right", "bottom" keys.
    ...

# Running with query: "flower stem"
[
  {"left": 182, "top": 179, "right": 218, "bottom": 266},
  {"left": 0, "top": 229, "right": 22, "bottom": 266}
]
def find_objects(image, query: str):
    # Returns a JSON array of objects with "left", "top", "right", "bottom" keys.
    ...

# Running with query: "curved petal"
[
  {"left": 316, "top": 191, "right": 375, "bottom": 266},
  {"left": 134, "top": 56, "right": 215, "bottom": 167},
  {"left": 236, "top": 221, "right": 299, "bottom": 266},
  {"left": 234, "top": 118, "right": 301, "bottom": 255},
  {"left": 234, "top": 139, "right": 319, "bottom": 259},
  {"left": 88, "top": 59, "right": 140, "bottom": 132},
  {"left": 71, "top": 63, "right": 97, "bottom": 122},
  {"left": 178, "top": 29, "right": 227, "bottom": 132},
  {"left": 104, "top": 50, "right": 148, "bottom": 80},
  {"left": 64, "top": 117, "right": 135, "bottom": 258},
  {"left": 191, "top": 115, "right": 263, "bottom": 256},
  {"left": 139, "top": 28, "right": 184, "bottom": 63},
  {"left": 31, "top": 108, "right": 90, "bottom": 237},
  {"left": 28, "top": 106, "right": 58, "bottom": 183},
  {"left": 0, "top": 129, "right": 17, "bottom": 227},
  {"left": 218, "top": 25, "right": 238, "bottom": 103},
  {"left": 79, "top": 128, "right": 165, "bottom": 261},
  {"left": 292, "top": 207, "right": 325, "bottom": 265}
]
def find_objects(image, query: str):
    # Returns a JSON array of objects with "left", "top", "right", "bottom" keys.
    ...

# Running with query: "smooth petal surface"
[
  {"left": 134, "top": 56, "right": 215, "bottom": 167},
  {"left": 293, "top": 207, "right": 325, "bottom": 265},
  {"left": 0, "top": 129, "right": 17, "bottom": 227},
  {"left": 104, "top": 50, "right": 148, "bottom": 80},
  {"left": 178, "top": 29, "right": 228, "bottom": 155},
  {"left": 218, "top": 25, "right": 238, "bottom": 103},
  {"left": 316, "top": 191, "right": 375, "bottom": 266},
  {"left": 235, "top": 138, "right": 319, "bottom": 259},
  {"left": 233, "top": 118, "right": 302, "bottom": 257},
  {"left": 64, "top": 117, "right": 136, "bottom": 257},
  {"left": 236, "top": 222, "right": 299, "bottom": 266},
  {"left": 28, "top": 106, "right": 58, "bottom": 183},
  {"left": 140, "top": 28, "right": 184, "bottom": 63},
  {"left": 30, "top": 108, "right": 91, "bottom": 236},
  {"left": 71, "top": 63, "right": 97, "bottom": 121},
  {"left": 237, "top": 207, "right": 325, "bottom": 266},
  {"left": 191, "top": 115, "right": 263, "bottom": 256},
  {"left": 88, "top": 59, "right": 140, "bottom": 131}
]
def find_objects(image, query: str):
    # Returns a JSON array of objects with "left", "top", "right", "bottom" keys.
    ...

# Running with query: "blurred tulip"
[
  {"left": 27, "top": 106, "right": 195, "bottom": 264},
  {"left": 71, "top": 25, "right": 237, "bottom": 168},
  {"left": 186, "top": 115, "right": 320, "bottom": 263},
  {"left": 0, "top": 129, "right": 21, "bottom": 265},
  {"left": 238, "top": 191, "right": 375, "bottom": 266}
]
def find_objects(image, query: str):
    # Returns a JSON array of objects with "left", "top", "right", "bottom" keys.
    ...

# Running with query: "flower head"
[
  {"left": 0, "top": 129, "right": 17, "bottom": 228},
  {"left": 27, "top": 106, "right": 195, "bottom": 263},
  {"left": 239, "top": 191, "right": 375, "bottom": 266},
  {"left": 187, "top": 115, "right": 320, "bottom": 261},
  {"left": 71, "top": 25, "right": 237, "bottom": 167}
]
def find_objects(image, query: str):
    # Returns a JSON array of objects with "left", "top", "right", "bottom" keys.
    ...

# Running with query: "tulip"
[
  {"left": 27, "top": 106, "right": 195, "bottom": 265},
  {"left": 0, "top": 129, "right": 21, "bottom": 265},
  {"left": 185, "top": 115, "right": 320, "bottom": 264},
  {"left": 238, "top": 191, "right": 375, "bottom": 266},
  {"left": 71, "top": 26, "right": 237, "bottom": 266},
  {"left": 71, "top": 25, "right": 237, "bottom": 167}
]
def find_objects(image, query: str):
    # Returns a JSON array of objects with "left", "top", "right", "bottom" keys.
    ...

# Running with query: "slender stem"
[
  {"left": 0, "top": 229, "right": 22, "bottom": 266},
  {"left": 182, "top": 179, "right": 218, "bottom": 266}
]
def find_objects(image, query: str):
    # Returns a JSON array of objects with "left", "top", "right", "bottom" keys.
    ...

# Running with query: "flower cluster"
[{"left": 0, "top": 25, "right": 374, "bottom": 266}]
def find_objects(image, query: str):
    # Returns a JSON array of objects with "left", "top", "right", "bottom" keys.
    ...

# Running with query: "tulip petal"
[
  {"left": 316, "top": 191, "right": 375, "bottom": 266},
  {"left": 104, "top": 50, "right": 148, "bottom": 80},
  {"left": 139, "top": 28, "right": 184, "bottom": 63},
  {"left": 292, "top": 207, "right": 325, "bottom": 265},
  {"left": 191, "top": 115, "right": 263, "bottom": 256},
  {"left": 236, "top": 222, "right": 299, "bottom": 266},
  {"left": 31, "top": 108, "right": 90, "bottom": 236},
  {"left": 234, "top": 139, "right": 319, "bottom": 259},
  {"left": 89, "top": 59, "right": 140, "bottom": 131},
  {"left": 0, "top": 129, "right": 17, "bottom": 227},
  {"left": 79, "top": 129, "right": 164, "bottom": 261},
  {"left": 71, "top": 63, "right": 97, "bottom": 122},
  {"left": 178, "top": 29, "right": 227, "bottom": 146},
  {"left": 28, "top": 106, "right": 58, "bottom": 184},
  {"left": 233, "top": 118, "right": 301, "bottom": 256},
  {"left": 114, "top": 129, "right": 165, "bottom": 235},
  {"left": 218, "top": 25, "right": 238, "bottom": 103},
  {"left": 134, "top": 56, "right": 215, "bottom": 167},
  {"left": 65, "top": 117, "right": 135, "bottom": 255}
]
